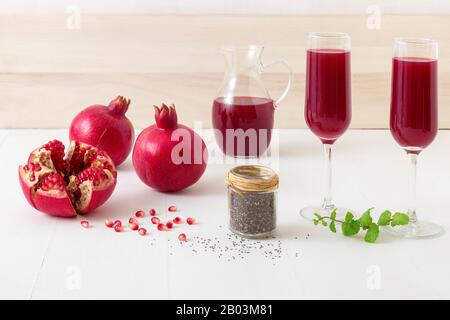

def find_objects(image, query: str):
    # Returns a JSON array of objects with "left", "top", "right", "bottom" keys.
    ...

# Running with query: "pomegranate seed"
[
  {"left": 129, "top": 218, "right": 139, "bottom": 225},
  {"left": 129, "top": 223, "right": 139, "bottom": 231},
  {"left": 80, "top": 220, "right": 90, "bottom": 228},
  {"left": 138, "top": 228, "right": 147, "bottom": 236},
  {"left": 173, "top": 217, "right": 182, "bottom": 224},
  {"left": 149, "top": 209, "right": 156, "bottom": 216},
  {"left": 178, "top": 233, "right": 187, "bottom": 242},
  {"left": 114, "top": 225, "right": 124, "bottom": 233},
  {"left": 135, "top": 210, "right": 145, "bottom": 218},
  {"left": 113, "top": 220, "right": 122, "bottom": 227},
  {"left": 168, "top": 205, "right": 177, "bottom": 212},
  {"left": 151, "top": 217, "right": 160, "bottom": 225},
  {"left": 186, "top": 217, "right": 195, "bottom": 225},
  {"left": 166, "top": 221, "right": 174, "bottom": 229},
  {"left": 157, "top": 223, "right": 166, "bottom": 231},
  {"left": 105, "top": 219, "right": 114, "bottom": 228}
]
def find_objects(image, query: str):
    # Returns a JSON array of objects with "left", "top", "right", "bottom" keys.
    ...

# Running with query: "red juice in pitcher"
[
  {"left": 390, "top": 57, "right": 438, "bottom": 153},
  {"left": 212, "top": 96, "right": 275, "bottom": 157},
  {"left": 305, "top": 49, "right": 351, "bottom": 144}
]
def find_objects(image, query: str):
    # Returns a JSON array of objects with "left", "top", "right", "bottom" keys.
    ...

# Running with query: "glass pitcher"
[{"left": 212, "top": 45, "right": 292, "bottom": 158}]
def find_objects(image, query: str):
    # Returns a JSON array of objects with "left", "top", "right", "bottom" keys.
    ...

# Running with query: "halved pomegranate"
[{"left": 19, "top": 140, "right": 117, "bottom": 218}]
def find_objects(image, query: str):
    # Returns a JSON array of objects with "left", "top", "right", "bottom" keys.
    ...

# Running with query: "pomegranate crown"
[
  {"left": 108, "top": 96, "right": 131, "bottom": 116},
  {"left": 154, "top": 103, "right": 178, "bottom": 129}
]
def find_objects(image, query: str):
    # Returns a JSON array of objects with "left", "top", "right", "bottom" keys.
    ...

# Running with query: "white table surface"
[{"left": 1, "top": 129, "right": 449, "bottom": 300}]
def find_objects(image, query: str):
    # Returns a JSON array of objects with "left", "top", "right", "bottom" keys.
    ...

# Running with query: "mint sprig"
[{"left": 313, "top": 208, "right": 409, "bottom": 243}]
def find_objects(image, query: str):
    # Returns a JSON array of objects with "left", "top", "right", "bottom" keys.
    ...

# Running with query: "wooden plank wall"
[{"left": 0, "top": 14, "right": 449, "bottom": 128}]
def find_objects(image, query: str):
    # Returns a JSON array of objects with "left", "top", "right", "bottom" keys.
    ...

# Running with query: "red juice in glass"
[
  {"left": 390, "top": 57, "right": 438, "bottom": 153},
  {"left": 212, "top": 96, "right": 275, "bottom": 157},
  {"left": 305, "top": 49, "right": 351, "bottom": 144}
]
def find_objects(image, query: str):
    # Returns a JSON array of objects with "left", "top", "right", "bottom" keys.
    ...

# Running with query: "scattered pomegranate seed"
[
  {"left": 129, "top": 218, "right": 139, "bottom": 225},
  {"left": 151, "top": 217, "right": 160, "bottom": 225},
  {"left": 173, "top": 217, "right": 182, "bottom": 224},
  {"left": 157, "top": 223, "right": 166, "bottom": 231},
  {"left": 129, "top": 223, "right": 139, "bottom": 231},
  {"left": 114, "top": 225, "right": 124, "bottom": 233},
  {"left": 166, "top": 221, "right": 174, "bottom": 229},
  {"left": 113, "top": 220, "right": 122, "bottom": 227},
  {"left": 149, "top": 209, "right": 156, "bottom": 216},
  {"left": 168, "top": 205, "right": 177, "bottom": 212},
  {"left": 105, "top": 219, "right": 114, "bottom": 228},
  {"left": 138, "top": 228, "right": 147, "bottom": 236},
  {"left": 135, "top": 210, "right": 145, "bottom": 218},
  {"left": 80, "top": 220, "right": 90, "bottom": 228},
  {"left": 186, "top": 217, "right": 195, "bottom": 225},
  {"left": 178, "top": 233, "right": 187, "bottom": 242}
]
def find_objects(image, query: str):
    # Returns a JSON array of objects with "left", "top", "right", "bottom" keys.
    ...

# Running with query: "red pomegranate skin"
[
  {"left": 69, "top": 96, "right": 135, "bottom": 166},
  {"left": 132, "top": 104, "right": 208, "bottom": 192}
]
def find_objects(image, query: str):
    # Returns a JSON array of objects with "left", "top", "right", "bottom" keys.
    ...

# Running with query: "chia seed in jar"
[{"left": 226, "top": 166, "right": 279, "bottom": 239}]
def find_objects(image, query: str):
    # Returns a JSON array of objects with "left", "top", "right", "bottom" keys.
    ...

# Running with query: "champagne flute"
[
  {"left": 388, "top": 38, "right": 443, "bottom": 238},
  {"left": 300, "top": 32, "right": 355, "bottom": 220}
]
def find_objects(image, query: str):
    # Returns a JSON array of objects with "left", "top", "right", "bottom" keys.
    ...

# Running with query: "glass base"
[
  {"left": 384, "top": 221, "right": 444, "bottom": 239},
  {"left": 300, "top": 205, "right": 357, "bottom": 222}
]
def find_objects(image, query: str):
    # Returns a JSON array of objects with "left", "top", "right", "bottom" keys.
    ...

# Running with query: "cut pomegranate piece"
[
  {"left": 178, "top": 233, "right": 187, "bottom": 242},
  {"left": 149, "top": 209, "right": 156, "bottom": 216},
  {"left": 19, "top": 140, "right": 117, "bottom": 218},
  {"left": 173, "top": 217, "right": 182, "bottom": 224},
  {"left": 186, "top": 217, "right": 195, "bottom": 225},
  {"left": 168, "top": 205, "right": 177, "bottom": 212},
  {"left": 138, "top": 228, "right": 147, "bottom": 236},
  {"left": 151, "top": 217, "right": 160, "bottom": 225}
]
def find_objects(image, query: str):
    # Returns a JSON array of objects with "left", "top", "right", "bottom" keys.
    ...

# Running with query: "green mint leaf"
[
  {"left": 364, "top": 223, "right": 380, "bottom": 243},
  {"left": 313, "top": 219, "right": 319, "bottom": 226},
  {"left": 377, "top": 210, "right": 392, "bottom": 226},
  {"left": 345, "top": 212, "right": 354, "bottom": 223},
  {"left": 314, "top": 213, "right": 322, "bottom": 220},
  {"left": 329, "top": 221, "right": 337, "bottom": 233},
  {"left": 342, "top": 220, "right": 360, "bottom": 237},
  {"left": 358, "top": 208, "right": 373, "bottom": 228},
  {"left": 322, "top": 220, "right": 328, "bottom": 227},
  {"left": 330, "top": 209, "right": 337, "bottom": 221},
  {"left": 391, "top": 212, "right": 409, "bottom": 227}
]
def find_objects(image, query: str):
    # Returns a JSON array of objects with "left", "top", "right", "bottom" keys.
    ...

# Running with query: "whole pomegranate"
[
  {"left": 69, "top": 96, "right": 134, "bottom": 166},
  {"left": 133, "top": 103, "right": 208, "bottom": 192},
  {"left": 19, "top": 140, "right": 117, "bottom": 217}
]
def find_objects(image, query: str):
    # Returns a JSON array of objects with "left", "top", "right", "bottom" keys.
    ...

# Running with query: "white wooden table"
[{"left": 1, "top": 129, "right": 449, "bottom": 300}]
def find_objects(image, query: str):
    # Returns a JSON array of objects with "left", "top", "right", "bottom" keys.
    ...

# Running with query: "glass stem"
[
  {"left": 407, "top": 153, "right": 418, "bottom": 223},
  {"left": 322, "top": 144, "right": 335, "bottom": 210}
]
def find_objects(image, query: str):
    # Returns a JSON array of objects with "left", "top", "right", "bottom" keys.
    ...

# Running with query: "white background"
[{"left": 0, "top": 0, "right": 448, "bottom": 14}]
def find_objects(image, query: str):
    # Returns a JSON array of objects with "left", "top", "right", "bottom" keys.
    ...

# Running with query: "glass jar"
[{"left": 225, "top": 165, "right": 279, "bottom": 239}]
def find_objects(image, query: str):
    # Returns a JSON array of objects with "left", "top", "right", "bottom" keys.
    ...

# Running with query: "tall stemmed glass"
[
  {"left": 300, "top": 32, "right": 355, "bottom": 220},
  {"left": 388, "top": 38, "right": 443, "bottom": 238}
]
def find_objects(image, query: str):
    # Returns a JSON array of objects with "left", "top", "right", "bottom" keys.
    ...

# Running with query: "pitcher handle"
[{"left": 260, "top": 60, "right": 293, "bottom": 106}]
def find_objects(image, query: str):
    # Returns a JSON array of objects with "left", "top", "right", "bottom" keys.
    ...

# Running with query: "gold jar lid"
[{"left": 225, "top": 165, "right": 279, "bottom": 195}]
